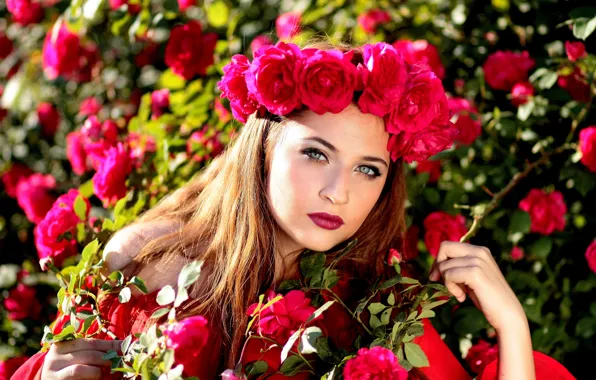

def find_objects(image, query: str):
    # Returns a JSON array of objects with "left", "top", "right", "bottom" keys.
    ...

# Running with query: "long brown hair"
[{"left": 126, "top": 39, "right": 418, "bottom": 375}]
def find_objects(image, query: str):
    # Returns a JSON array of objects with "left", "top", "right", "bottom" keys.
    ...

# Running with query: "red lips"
[{"left": 307, "top": 212, "right": 344, "bottom": 230}]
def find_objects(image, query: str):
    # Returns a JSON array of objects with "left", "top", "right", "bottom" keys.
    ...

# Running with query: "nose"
[{"left": 319, "top": 167, "right": 349, "bottom": 205}]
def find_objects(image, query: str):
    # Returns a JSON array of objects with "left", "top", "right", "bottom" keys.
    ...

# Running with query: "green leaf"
[
  {"left": 118, "top": 287, "right": 132, "bottom": 303},
  {"left": 368, "top": 302, "right": 386, "bottom": 315},
  {"left": 388, "top": 293, "right": 395, "bottom": 306},
  {"left": 128, "top": 276, "right": 148, "bottom": 293},
  {"left": 74, "top": 194, "right": 88, "bottom": 221},
  {"left": 404, "top": 342, "right": 429, "bottom": 367},
  {"left": 278, "top": 279, "right": 301, "bottom": 292},
  {"left": 418, "top": 310, "right": 435, "bottom": 319},
  {"left": 78, "top": 179, "right": 94, "bottom": 198},
  {"left": 206, "top": 1, "right": 229, "bottom": 28},
  {"left": 529, "top": 237, "right": 553, "bottom": 259},
  {"left": 299, "top": 326, "right": 322, "bottom": 354},
  {"left": 150, "top": 308, "right": 170, "bottom": 319},
  {"left": 517, "top": 100, "right": 535, "bottom": 121},
  {"left": 306, "top": 300, "right": 335, "bottom": 323},
  {"left": 573, "top": 16, "right": 596, "bottom": 40},
  {"left": 245, "top": 361, "right": 268, "bottom": 376},
  {"left": 300, "top": 252, "right": 326, "bottom": 279},
  {"left": 281, "top": 329, "right": 302, "bottom": 362},
  {"left": 156, "top": 285, "right": 176, "bottom": 306},
  {"left": 575, "top": 316, "right": 596, "bottom": 339},
  {"left": 509, "top": 211, "right": 532, "bottom": 235},
  {"left": 81, "top": 239, "right": 99, "bottom": 262},
  {"left": 279, "top": 355, "right": 306, "bottom": 376},
  {"left": 177, "top": 260, "right": 203, "bottom": 289}
]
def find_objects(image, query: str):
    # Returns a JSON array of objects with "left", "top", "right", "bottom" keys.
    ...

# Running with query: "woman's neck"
[{"left": 273, "top": 231, "right": 304, "bottom": 285}]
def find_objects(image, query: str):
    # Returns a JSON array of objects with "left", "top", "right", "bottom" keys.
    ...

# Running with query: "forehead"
[{"left": 281, "top": 104, "right": 390, "bottom": 160}]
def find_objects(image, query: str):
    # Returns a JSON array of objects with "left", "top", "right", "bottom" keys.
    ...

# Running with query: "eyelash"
[{"left": 301, "top": 148, "right": 382, "bottom": 180}]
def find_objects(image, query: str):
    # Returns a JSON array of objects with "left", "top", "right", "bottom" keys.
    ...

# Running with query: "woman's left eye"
[{"left": 357, "top": 166, "right": 381, "bottom": 178}]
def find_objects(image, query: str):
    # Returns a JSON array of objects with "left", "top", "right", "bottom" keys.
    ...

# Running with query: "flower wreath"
[{"left": 217, "top": 41, "right": 459, "bottom": 163}]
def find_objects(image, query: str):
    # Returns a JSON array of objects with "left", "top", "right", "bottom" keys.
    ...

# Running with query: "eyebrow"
[{"left": 303, "top": 136, "right": 389, "bottom": 168}]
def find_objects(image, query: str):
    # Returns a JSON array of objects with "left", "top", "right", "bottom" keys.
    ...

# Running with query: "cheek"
[
  {"left": 346, "top": 181, "right": 385, "bottom": 230},
  {"left": 268, "top": 154, "right": 315, "bottom": 219}
]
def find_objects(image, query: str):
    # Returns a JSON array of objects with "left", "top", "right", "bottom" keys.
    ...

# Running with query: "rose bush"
[{"left": 0, "top": 0, "right": 594, "bottom": 378}]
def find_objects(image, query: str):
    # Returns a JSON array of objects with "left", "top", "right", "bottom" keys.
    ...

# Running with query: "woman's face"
[{"left": 267, "top": 103, "right": 391, "bottom": 254}]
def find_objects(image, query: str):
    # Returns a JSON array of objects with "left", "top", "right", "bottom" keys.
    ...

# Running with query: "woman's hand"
[
  {"left": 428, "top": 241, "right": 526, "bottom": 332},
  {"left": 40, "top": 338, "right": 122, "bottom": 380}
]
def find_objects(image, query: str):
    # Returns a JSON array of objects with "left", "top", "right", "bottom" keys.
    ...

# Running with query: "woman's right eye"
[{"left": 302, "top": 148, "right": 327, "bottom": 162}]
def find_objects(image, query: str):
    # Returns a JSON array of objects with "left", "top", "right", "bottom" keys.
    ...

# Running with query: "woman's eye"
[
  {"left": 303, "top": 148, "right": 327, "bottom": 161},
  {"left": 357, "top": 166, "right": 381, "bottom": 178}
]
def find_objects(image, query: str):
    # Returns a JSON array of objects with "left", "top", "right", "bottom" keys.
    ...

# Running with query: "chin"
[{"left": 298, "top": 233, "right": 344, "bottom": 253}]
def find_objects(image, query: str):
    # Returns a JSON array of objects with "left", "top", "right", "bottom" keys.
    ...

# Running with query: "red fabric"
[{"left": 480, "top": 350, "right": 576, "bottom": 380}]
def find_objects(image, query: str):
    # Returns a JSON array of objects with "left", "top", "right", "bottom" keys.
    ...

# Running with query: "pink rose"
[
  {"left": 586, "top": 240, "right": 596, "bottom": 274},
  {"left": 218, "top": 54, "right": 261, "bottom": 122},
  {"left": 0, "top": 32, "right": 14, "bottom": 60},
  {"left": 558, "top": 66, "right": 590, "bottom": 103},
  {"left": 387, "top": 248, "right": 402, "bottom": 265},
  {"left": 93, "top": 143, "right": 133, "bottom": 206},
  {"left": 387, "top": 69, "right": 449, "bottom": 134},
  {"left": 250, "top": 35, "right": 273, "bottom": 56},
  {"left": 66, "top": 131, "right": 89, "bottom": 175},
  {"left": 82, "top": 116, "right": 119, "bottom": 144},
  {"left": 16, "top": 173, "right": 57, "bottom": 224},
  {"left": 565, "top": 41, "right": 587, "bottom": 62},
  {"left": 109, "top": 0, "right": 140, "bottom": 13},
  {"left": 357, "top": 9, "right": 391, "bottom": 34},
  {"left": 465, "top": 340, "right": 499, "bottom": 374},
  {"left": 246, "top": 42, "right": 302, "bottom": 115},
  {"left": 296, "top": 48, "right": 359, "bottom": 114},
  {"left": 448, "top": 97, "right": 481, "bottom": 145},
  {"left": 37, "top": 102, "right": 60, "bottom": 137},
  {"left": 343, "top": 346, "right": 408, "bottom": 380},
  {"left": 178, "top": 0, "right": 196, "bottom": 11},
  {"left": 518, "top": 189, "right": 567, "bottom": 235},
  {"left": 79, "top": 97, "right": 102, "bottom": 117},
  {"left": 579, "top": 126, "right": 596, "bottom": 172},
  {"left": 165, "top": 21, "right": 217, "bottom": 80},
  {"left": 67, "top": 42, "right": 100, "bottom": 83},
  {"left": 357, "top": 42, "right": 408, "bottom": 118},
  {"left": 387, "top": 121, "right": 458, "bottom": 163},
  {"left": 423, "top": 211, "right": 467, "bottom": 257},
  {"left": 34, "top": 189, "right": 90, "bottom": 269},
  {"left": 6, "top": 0, "right": 44, "bottom": 25},
  {"left": 393, "top": 39, "right": 445, "bottom": 79},
  {"left": 415, "top": 159, "right": 442, "bottom": 183},
  {"left": 221, "top": 369, "right": 246, "bottom": 380},
  {"left": 511, "top": 246, "right": 524, "bottom": 261},
  {"left": 1, "top": 163, "right": 32, "bottom": 198},
  {"left": 126, "top": 133, "right": 156, "bottom": 168},
  {"left": 483, "top": 50, "right": 535, "bottom": 91},
  {"left": 276, "top": 12, "right": 301, "bottom": 41},
  {"left": 3, "top": 283, "right": 41, "bottom": 320},
  {"left": 151, "top": 89, "right": 170, "bottom": 119},
  {"left": 42, "top": 23, "right": 82, "bottom": 80},
  {"left": 187, "top": 128, "right": 224, "bottom": 162},
  {"left": 510, "top": 81, "right": 534, "bottom": 107},
  {"left": 163, "top": 316, "right": 210, "bottom": 378},
  {"left": 246, "top": 289, "right": 317, "bottom": 342},
  {"left": 0, "top": 356, "right": 30, "bottom": 379}
]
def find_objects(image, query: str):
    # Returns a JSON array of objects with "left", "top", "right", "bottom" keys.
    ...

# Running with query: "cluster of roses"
[{"left": 218, "top": 41, "right": 459, "bottom": 163}]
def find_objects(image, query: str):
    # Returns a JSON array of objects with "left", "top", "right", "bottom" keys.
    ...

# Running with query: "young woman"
[{"left": 12, "top": 41, "right": 575, "bottom": 380}]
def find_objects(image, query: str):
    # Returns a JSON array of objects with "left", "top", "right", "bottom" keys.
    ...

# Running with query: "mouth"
[{"left": 307, "top": 212, "right": 344, "bottom": 231}]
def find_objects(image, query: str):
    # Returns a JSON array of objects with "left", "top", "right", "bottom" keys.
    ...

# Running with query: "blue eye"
[
  {"left": 302, "top": 148, "right": 327, "bottom": 162},
  {"left": 357, "top": 165, "right": 381, "bottom": 179}
]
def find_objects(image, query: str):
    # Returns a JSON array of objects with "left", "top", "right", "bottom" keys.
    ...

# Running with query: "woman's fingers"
[
  {"left": 56, "top": 364, "right": 103, "bottom": 380},
  {"left": 53, "top": 350, "right": 113, "bottom": 369},
  {"left": 429, "top": 256, "right": 486, "bottom": 280}
]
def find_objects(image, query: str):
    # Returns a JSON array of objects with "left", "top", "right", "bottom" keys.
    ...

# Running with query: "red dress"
[{"left": 11, "top": 290, "right": 575, "bottom": 380}]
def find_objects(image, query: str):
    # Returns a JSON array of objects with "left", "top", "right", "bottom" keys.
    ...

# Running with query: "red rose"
[
  {"left": 387, "top": 69, "right": 449, "bottom": 133},
  {"left": 246, "top": 289, "right": 317, "bottom": 343},
  {"left": 66, "top": 42, "right": 100, "bottom": 83},
  {"left": 3, "top": 283, "right": 41, "bottom": 320},
  {"left": 296, "top": 48, "right": 359, "bottom": 114},
  {"left": 92, "top": 143, "right": 133, "bottom": 206},
  {"left": 518, "top": 189, "right": 567, "bottom": 235},
  {"left": 448, "top": 97, "right": 481, "bottom": 145},
  {"left": 37, "top": 102, "right": 61, "bottom": 137},
  {"left": 178, "top": 0, "right": 196, "bottom": 11},
  {"left": 246, "top": 42, "right": 302, "bottom": 115},
  {"left": 42, "top": 23, "right": 82, "bottom": 80},
  {"left": 0, "top": 32, "right": 14, "bottom": 60},
  {"left": 511, "top": 246, "right": 524, "bottom": 261},
  {"left": 78, "top": 96, "right": 102, "bottom": 117},
  {"left": 1, "top": 163, "right": 32, "bottom": 198},
  {"left": 151, "top": 89, "right": 170, "bottom": 119},
  {"left": 163, "top": 316, "right": 210, "bottom": 378},
  {"left": 387, "top": 121, "right": 458, "bottom": 163},
  {"left": 250, "top": 35, "right": 273, "bottom": 56},
  {"left": 565, "top": 41, "right": 587, "bottom": 62},
  {"left": 579, "top": 126, "right": 596, "bottom": 172},
  {"left": 423, "top": 211, "right": 467, "bottom": 257},
  {"left": 387, "top": 248, "right": 402, "bottom": 265},
  {"left": 415, "top": 159, "right": 441, "bottom": 183},
  {"left": 109, "top": 0, "right": 140, "bottom": 13},
  {"left": 66, "top": 131, "right": 89, "bottom": 175},
  {"left": 81, "top": 116, "right": 119, "bottom": 144},
  {"left": 34, "top": 189, "right": 90, "bottom": 269},
  {"left": 187, "top": 128, "right": 224, "bottom": 162},
  {"left": 15, "top": 173, "right": 57, "bottom": 224},
  {"left": 558, "top": 66, "right": 591, "bottom": 103},
  {"left": 0, "top": 356, "right": 30, "bottom": 379},
  {"left": 134, "top": 42, "right": 159, "bottom": 68},
  {"left": 510, "top": 81, "right": 534, "bottom": 107},
  {"left": 393, "top": 39, "right": 445, "bottom": 79},
  {"left": 344, "top": 346, "right": 408, "bottom": 380},
  {"left": 586, "top": 240, "right": 596, "bottom": 274},
  {"left": 6, "top": 0, "right": 44, "bottom": 25},
  {"left": 483, "top": 50, "right": 535, "bottom": 91},
  {"left": 276, "top": 12, "right": 301, "bottom": 41},
  {"left": 218, "top": 54, "right": 261, "bottom": 122},
  {"left": 357, "top": 9, "right": 391, "bottom": 34},
  {"left": 165, "top": 21, "right": 217, "bottom": 80},
  {"left": 465, "top": 340, "right": 499, "bottom": 374},
  {"left": 358, "top": 42, "right": 408, "bottom": 118}
]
